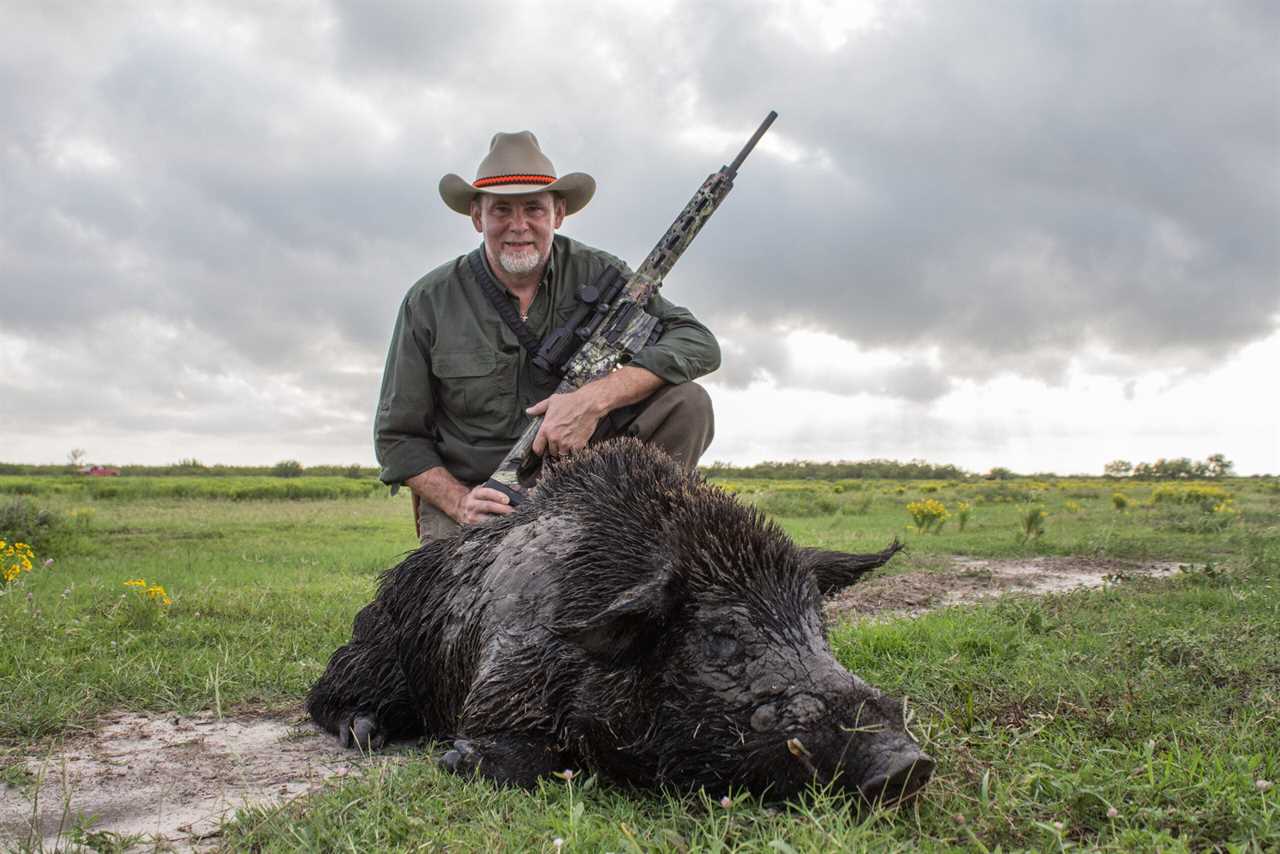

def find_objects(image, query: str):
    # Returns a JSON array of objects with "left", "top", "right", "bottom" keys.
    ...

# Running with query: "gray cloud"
[{"left": 1, "top": 1, "right": 1276, "bottom": 462}]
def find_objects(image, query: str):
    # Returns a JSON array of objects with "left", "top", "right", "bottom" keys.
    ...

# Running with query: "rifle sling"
[{"left": 467, "top": 247, "right": 543, "bottom": 360}]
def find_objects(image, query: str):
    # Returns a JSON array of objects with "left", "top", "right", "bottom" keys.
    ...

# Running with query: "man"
[{"left": 375, "top": 131, "right": 720, "bottom": 542}]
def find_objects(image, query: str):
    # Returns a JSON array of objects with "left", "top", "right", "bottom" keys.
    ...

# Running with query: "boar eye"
[{"left": 706, "top": 634, "right": 740, "bottom": 660}]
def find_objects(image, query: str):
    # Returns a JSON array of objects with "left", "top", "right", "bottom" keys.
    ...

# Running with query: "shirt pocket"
[{"left": 433, "top": 348, "right": 515, "bottom": 427}]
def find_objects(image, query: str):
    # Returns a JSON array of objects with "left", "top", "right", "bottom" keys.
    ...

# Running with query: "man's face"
[{"left": 471, "top": 191, "right": 566, "bottom": 277}]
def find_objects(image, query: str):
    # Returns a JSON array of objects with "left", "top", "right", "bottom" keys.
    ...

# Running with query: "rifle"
[{"left": 483, "top": 110, "right": 778, "bottom": 505}]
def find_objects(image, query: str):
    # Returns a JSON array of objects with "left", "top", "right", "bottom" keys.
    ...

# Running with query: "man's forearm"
[
  {"left": 404, "top": 466, "right": 469, "bottom": 521},
  {"left": 579, "top": 365, "right": 666, "bottom": 416}
]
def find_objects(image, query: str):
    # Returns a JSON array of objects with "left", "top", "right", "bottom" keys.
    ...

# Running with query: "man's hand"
[
  {"left": 527, "top": 386, "right": 606, "bottom": 458},
  {"left": 452, "top": 484, "right": 516, "bottom": 525},
  {"left": 405, "top": 466, "right": 515, "bottom": 526}
]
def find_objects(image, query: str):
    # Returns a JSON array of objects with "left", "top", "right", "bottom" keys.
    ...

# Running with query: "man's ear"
[
  {"left": 470, "top": 197, "right": 484, "bottom": 232},
  {"left": 552, "top": 194, "right": 566, "bottom": 229},
  {"left": 553, "top": 562, "right": 677, "bottom": 665}
]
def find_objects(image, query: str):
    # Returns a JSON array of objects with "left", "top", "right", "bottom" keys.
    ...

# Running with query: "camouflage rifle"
[{"left": 483, "top": 110, "right": 777, "bottom": 505}]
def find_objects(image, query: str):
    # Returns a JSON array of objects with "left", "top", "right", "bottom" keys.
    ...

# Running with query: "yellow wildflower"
[{"left": 124, "top": 578, "right": 147, "bottom": 588}]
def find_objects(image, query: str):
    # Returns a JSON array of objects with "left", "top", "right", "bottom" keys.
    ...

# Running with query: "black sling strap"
[{"left": 467, "top": 247, "right": 543, "bottom": 359}]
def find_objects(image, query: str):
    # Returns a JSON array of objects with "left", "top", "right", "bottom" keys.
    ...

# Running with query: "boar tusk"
[{"left": 786, "top": 737, "right": 819, "bottom": 775}]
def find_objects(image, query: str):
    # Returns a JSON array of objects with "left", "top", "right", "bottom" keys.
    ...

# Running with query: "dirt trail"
[
  {"left": 0, "top": 711, "right": 401, "bottom": 852},
  {"left": 1, "top": 555, "right": 1188, "bottom": 851},
  {"left": 825, "top": 554, "right": 1184, "bottom": 623}
]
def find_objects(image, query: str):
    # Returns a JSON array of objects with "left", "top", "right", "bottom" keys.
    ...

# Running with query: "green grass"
[
  {"left": 2, "top": 477, "right": 1278, "bottom": 850},
  {"left": 0, "top": 474, "right": 385, "bottom": 501}
]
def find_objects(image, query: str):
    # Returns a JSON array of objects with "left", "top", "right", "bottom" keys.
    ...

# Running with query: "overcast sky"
[{"left": 2, "top": 0, "right": 1277, "bottom": 474}]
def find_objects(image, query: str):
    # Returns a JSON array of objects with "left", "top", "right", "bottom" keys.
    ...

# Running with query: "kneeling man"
[{"left": 375, "top": 131, "right": 720, "bottom": 541}]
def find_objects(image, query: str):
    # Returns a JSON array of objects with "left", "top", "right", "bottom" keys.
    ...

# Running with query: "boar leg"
[
  {"left": 438, "top": 733, "right": 569, "bottom": 788},
  {"left": 306, "top": 601, "right": 423, "bottom": 749}
]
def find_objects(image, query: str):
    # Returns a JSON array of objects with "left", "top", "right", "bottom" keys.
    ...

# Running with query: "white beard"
[{"left": 498, "top": 246, "right": 542, "bottom": 275}]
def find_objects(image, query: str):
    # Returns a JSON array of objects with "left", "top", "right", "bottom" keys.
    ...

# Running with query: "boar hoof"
[
  {"left": 440, "top": 738, "right": 481, "bottom": 776},
  {"left": 339, "top": 715, "right": 385, "bottom": 751}
]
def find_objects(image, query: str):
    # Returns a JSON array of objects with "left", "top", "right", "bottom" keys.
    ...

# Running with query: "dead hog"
[{"left": 307, "top": 439, "right": 930, "bottom": 803}]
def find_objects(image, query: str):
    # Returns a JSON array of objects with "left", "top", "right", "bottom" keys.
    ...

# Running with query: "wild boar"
[{"left": 308, "top": 439, "right": 931, "bottom": 803}]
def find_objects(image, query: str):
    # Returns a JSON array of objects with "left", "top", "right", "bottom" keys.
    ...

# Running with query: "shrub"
[
  {"left": 906, "top": 499, "right": 949, "bottom": 534},
  {"left": 956, "top": 500, "right": 972, "bottom": 532},
  {"left": 1112, "top": 492, "right": 1129, "bottom": 511},
  {"left": 120, "top": 578, "right": 171, "bottom": 627},
  {"left": 1150, "top": 485, "right": 1240, "bottom": 533},
  {"left": 271, "top": 460, "right": 305, "bottom": 478},
  {"left": 975, "top": 483, "right": 1034, "bottom": 504},
  {"left": 1019, "top": 506, "right": 1048, "bottom": 542},
  {"left": 1150, "top": 484, "right": 1232, "bottom": 513},
  {"left": 846, "top": 494, "right": 874, "bottom": 516},
  {"left": 750, "top": 491, "right": 838, "bottom": 517},
  {"left": 0, "top": 497, "right": 64, "bottom": 555},
  {"left": 1, "top": 539, "right": 38, "bottom": 585}
]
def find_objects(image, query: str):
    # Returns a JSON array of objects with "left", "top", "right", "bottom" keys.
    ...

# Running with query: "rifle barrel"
[{"left": 726, "top": 110, "right": 778, "bottom": 175}]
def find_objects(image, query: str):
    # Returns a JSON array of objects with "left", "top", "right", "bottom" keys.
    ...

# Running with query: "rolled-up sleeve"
[
  {"left": 627, "top": 291, "right": 721, "bottom": 384},
  {"left": 374, "top": 293, "right": 444, "bottom": 489}
]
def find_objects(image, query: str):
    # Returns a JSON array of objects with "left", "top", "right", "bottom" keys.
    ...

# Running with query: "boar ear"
[
  {"left": 554, "top": 563, "right": 678, "bottom": 664},
  {"left": 800, "top": 539, "right": 904, "bottom": 595}
]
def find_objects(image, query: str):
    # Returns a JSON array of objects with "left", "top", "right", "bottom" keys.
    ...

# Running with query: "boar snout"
[{"left": 855, "top": 742, "right": 934, "bottom": 805}]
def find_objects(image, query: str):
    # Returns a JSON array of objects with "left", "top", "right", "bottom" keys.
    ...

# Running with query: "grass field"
[{"left": 1, "top": 475, "right": 1278, "bottom": 850}]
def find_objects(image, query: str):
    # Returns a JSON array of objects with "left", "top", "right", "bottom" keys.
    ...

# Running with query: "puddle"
[
  {"left": 826, "top": 554, "right": 1186, "bottom": 622},
  {"left": 0, "top": 711, "right": 399, "bottom": 852}
]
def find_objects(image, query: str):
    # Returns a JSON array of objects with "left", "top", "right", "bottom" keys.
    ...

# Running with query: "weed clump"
[
  {"left": 0, "top": 497, "right": 66, "bottom": 555},
  {"left": 1, "top": 539, "right": 38, "bottom": 585},
  {"left": 121, "top": 578, "right": 172, "bottom": 627},
  {"left": 907, "top": 499, "right": 949, "bottom": 533},
  {"left": 1019, "top": 506, "right": 1048, "bottom": 542},
  {"left": 1150, "top": 485, "right": 1240, "bottom": 533}
]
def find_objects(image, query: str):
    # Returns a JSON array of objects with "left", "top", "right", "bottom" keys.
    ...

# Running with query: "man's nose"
[{"left": 508, "top": 209, "right": 528, "bottom": 230}]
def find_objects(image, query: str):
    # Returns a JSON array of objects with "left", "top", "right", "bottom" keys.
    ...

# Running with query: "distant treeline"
[
  {"left": 0, "top": 460, "right": 379, "bottom": 478},
  {"left": 699, "top": 459, "right": 969, "bottom": 480}
]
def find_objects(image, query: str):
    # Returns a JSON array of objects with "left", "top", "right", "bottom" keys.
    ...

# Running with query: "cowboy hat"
[{"left": 439, "top": 131, "right": 595, "bottom": 216}]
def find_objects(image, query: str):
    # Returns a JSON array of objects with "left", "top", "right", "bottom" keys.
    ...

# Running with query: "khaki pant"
[{"left": 414, "top": 381, "right": 714, "bottom": 543}]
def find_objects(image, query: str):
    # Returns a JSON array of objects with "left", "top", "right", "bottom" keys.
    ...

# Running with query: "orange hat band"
[{"left": 473, "top": 173, "right": 556, "bottom": 188}]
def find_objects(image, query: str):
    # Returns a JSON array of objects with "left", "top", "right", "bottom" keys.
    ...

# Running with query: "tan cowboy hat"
[{"left": 439, "top": 131, "right": 595, "bottom": 216}]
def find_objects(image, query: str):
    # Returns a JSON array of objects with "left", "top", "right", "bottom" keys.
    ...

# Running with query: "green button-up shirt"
[{"left": 375, "top": 234, "right": 721, "bottom": 488}]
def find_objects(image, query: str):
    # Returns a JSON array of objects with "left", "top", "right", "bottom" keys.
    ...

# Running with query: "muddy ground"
[
  {"left": 1, "top": 555, "right": 1186, "bottom": 851},
  {"left": 824, "top": 554, "right": 1183, "bottom": 623}
]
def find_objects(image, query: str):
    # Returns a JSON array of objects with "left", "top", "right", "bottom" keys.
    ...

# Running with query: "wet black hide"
[{"left": 307, "top": 439, "right": 930, "bottom": 802}]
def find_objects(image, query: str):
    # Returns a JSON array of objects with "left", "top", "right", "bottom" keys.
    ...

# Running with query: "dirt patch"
[
  {"left": 826, "top": 554, "right": 1186, "bottom": 623},
  {"left": 0, "top": 711, "right": 403, "bottom": 852}
]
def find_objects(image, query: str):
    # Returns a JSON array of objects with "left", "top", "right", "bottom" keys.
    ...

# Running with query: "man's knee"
[
  {"left": 626, "top": 381, "right": 715, "bottom": 470},
  {"left": 418, "top": 500, "right": 461, "bottom": 544},
  {"left": 664, "top": 380, "right": 712, "bottom": 418}
]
